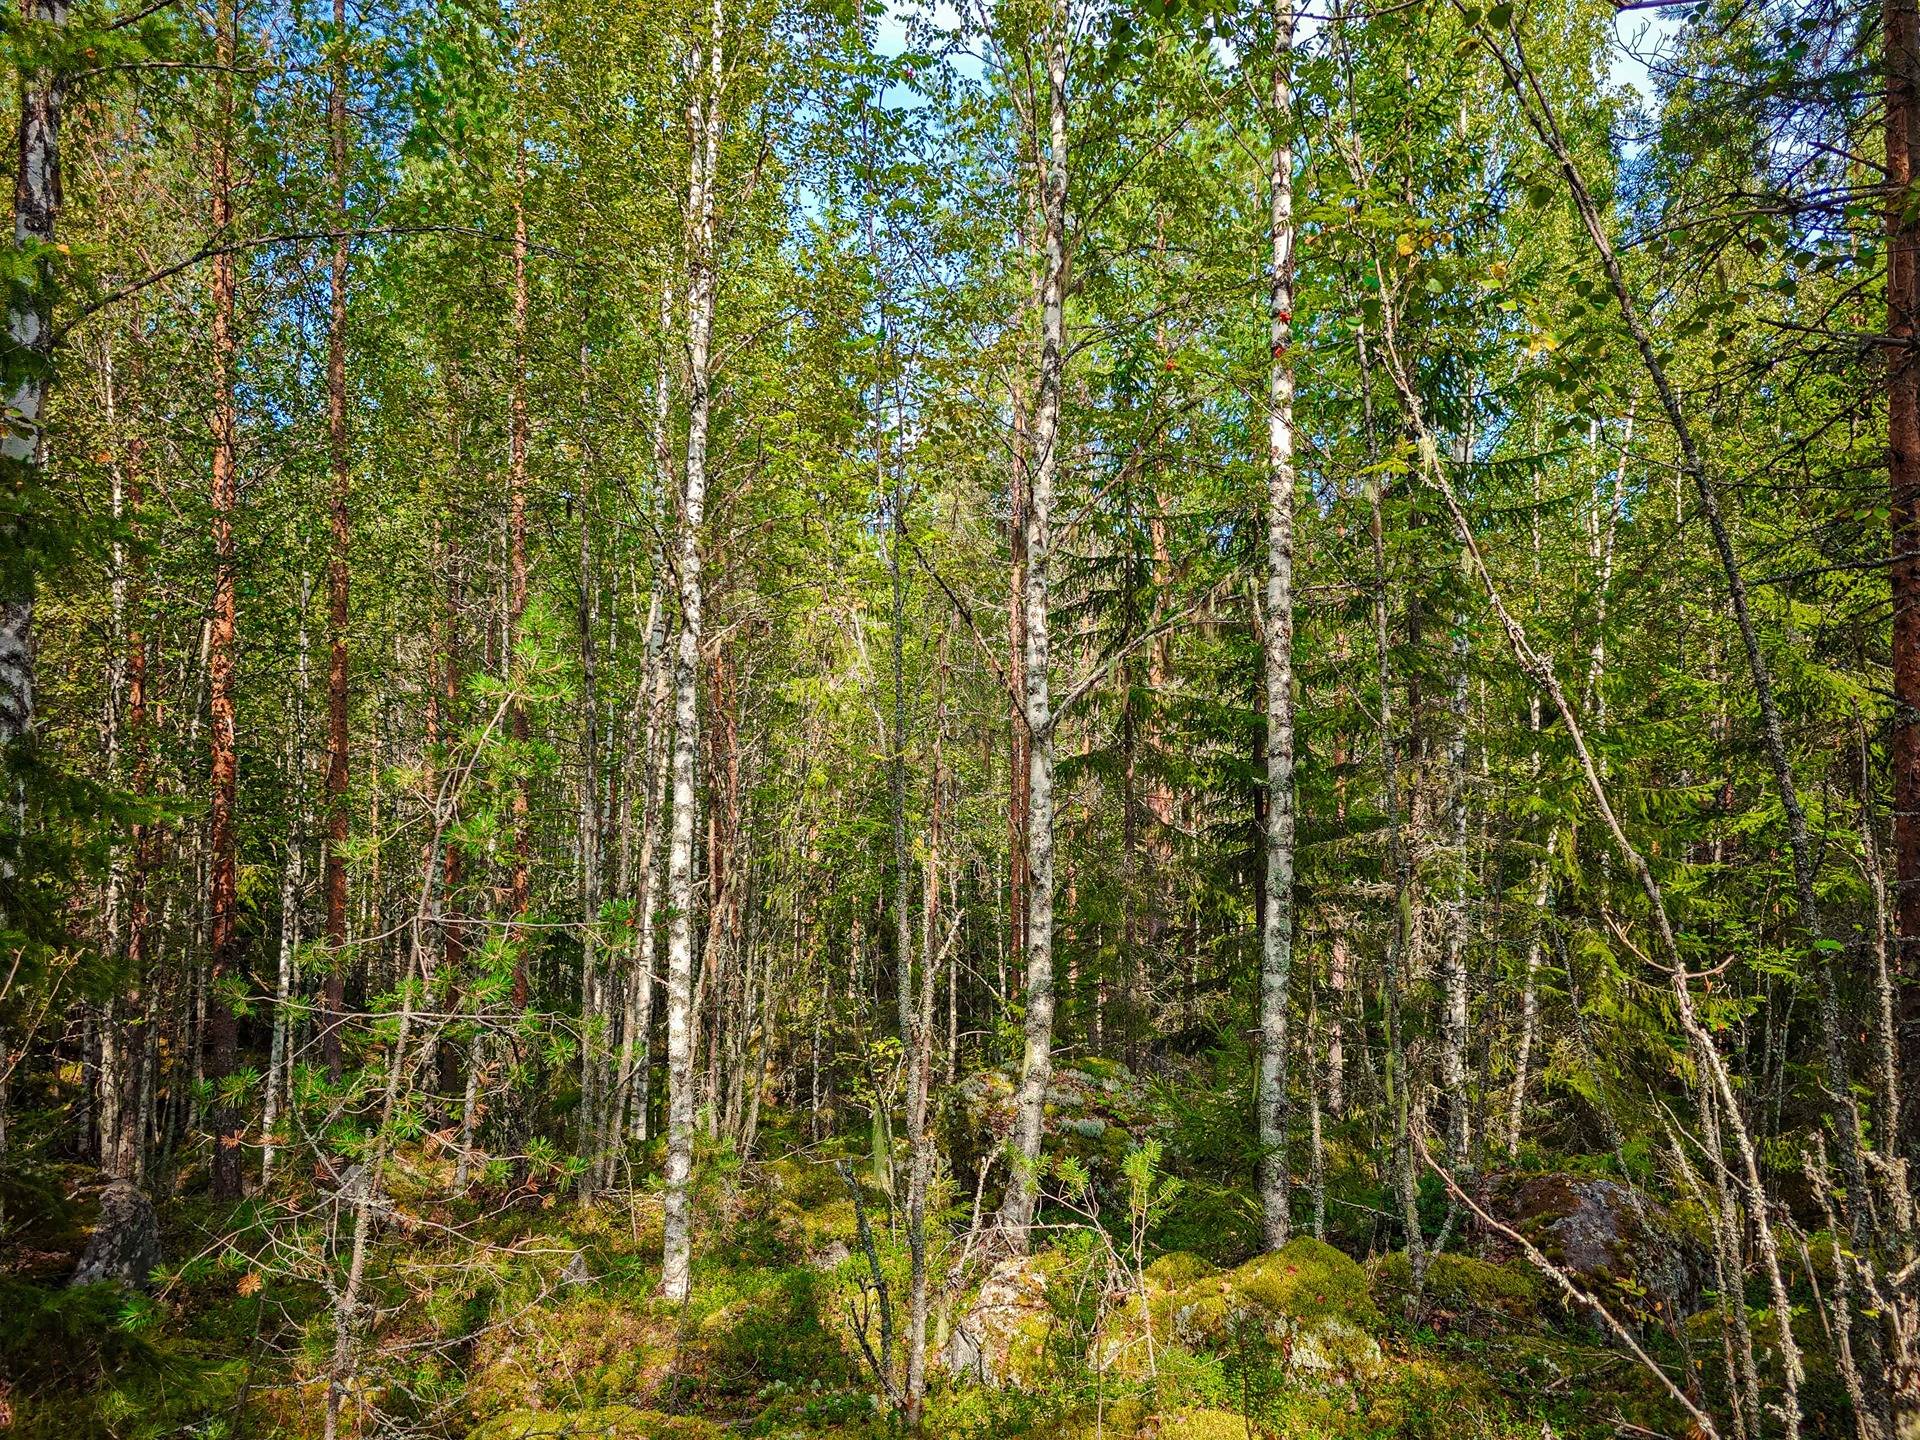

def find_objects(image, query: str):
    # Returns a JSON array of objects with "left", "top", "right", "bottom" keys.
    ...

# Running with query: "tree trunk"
[
  {"left": 0, "top": 0, "right": 67, "bottom": 757},
  {"left": 577, "top": 485, "right": 605, "bottom": 1194},
  {"left": 319, "top": 0, "right": 352, "bottom": 1081},
  {"left": 663, "top": 0, "right": 724, "bottom": 1302},
  {"left": 263, "top": 581, "right": 312, "bottom": 1184},
  {"left": 206, "top": 0, "right": 244, "bottom": 1202},
  {"left": 1890, "top": 0, "right": 1920, "bottom": 1170},
  {"left": 997, "top": 0, "right": 1067, "bottom": 1246},
  {"left": 1257, "top": 0, "right": 1297, "bottom": 1254},
  {"left": 1439, "top": 621, "right": 1470, "bottom": 1165},
  {"left": 108, "top": 341, "right": 150, "bottom": 1182},
  {"left": 507, "top": 158, "right": 532, "bottom": 1007}
]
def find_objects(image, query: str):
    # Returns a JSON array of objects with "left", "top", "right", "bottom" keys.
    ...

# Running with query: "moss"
[
  {"left": 1153, "top": 1407, "right": 1265, "bottom": 1440},
  {"left": 1371, "top": 1251, "right": 1546, "bottom": 1326},
  {"left": 466, "top": 1298, "right": 681, "bottom": 1420},
  {"left": 1074, "top": 1056, "right": 1133, "bottom": 1086},
  {"left": 1230, "top": 1239, "right": 1378, "bottom": 1328},
  {"left": 693, "top": 1266, "right": 851, "bottom": 1397},
  {"left": 1154, "top": 1240, "right": 1383, "bottom": 1388},
  {"left": 468, "top": 1407, "right": 720, "bottom": 1440},
  {"left": 1146, "top": 1252, "right": 1220, "bottom": 1294}
]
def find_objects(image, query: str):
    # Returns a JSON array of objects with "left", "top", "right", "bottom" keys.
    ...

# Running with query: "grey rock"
[{"left": 70, "top": 1182, "right": 160, "bottom": 1289}]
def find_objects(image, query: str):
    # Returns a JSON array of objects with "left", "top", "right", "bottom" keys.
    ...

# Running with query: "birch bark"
[
  {"left": 996, "top": 0, "right": 1067, "bottom": 1245},
  {"left": 1257, "top": 0, "right": 1298, "bottom": 1252},
  {"left": 663, "top": 0, "right": 724, "bottom": 1300}
]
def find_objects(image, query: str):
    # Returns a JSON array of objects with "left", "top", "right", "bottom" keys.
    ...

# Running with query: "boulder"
[
  {"left": 1370, "top": 1250, "right": 1546, "bottom": 1329},
  {"left": 1481, "top": 1173, "right": 1706, "bottom": 1318},
  {"left": 942, "top": 1254, "right": 1056, "bottom": 1388},
  {"left": 468, "top": 1408, "right": 718, "bottom": 1440},
  {"left": 69, "top": 1181, "right": 160, "bottom": 1289},
  {"left": 1157, "top": 1238, "right": 1384, "bottom": 1388},
  {"left": 1143, "top": 1251, "right": 1218, "bottom": 1293},
  {"left": 1147, "top": 1408, "right": 1264, "bottom": 1440}
]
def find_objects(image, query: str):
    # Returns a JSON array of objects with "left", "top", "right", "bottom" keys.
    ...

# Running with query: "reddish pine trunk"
[
  {"left": 1007, "top": 404, "right": 1029, "bottom": 988},
  {"left": 1891, "top": 0, "right": 1920, "bottom": 1165},
  {"left": 508, "top": 181, "right": 531, "bottom": 1007},
  {"left": 320, "top": 0, "right": 352, "bottom": 1078},
  {"left": 207, "top": 0, "right": 243, "bottom": 1201},
  {"left": 439, "top": 556, "right": 465, "bottom": 1063}
]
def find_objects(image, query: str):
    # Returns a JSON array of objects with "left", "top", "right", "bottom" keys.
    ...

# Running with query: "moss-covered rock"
[
  {"left": 1145, "top": 1251, "right": 1219, "bottom": 1294},
  {"left": 1371, "top": 1251, "right": 1546, "bottom": 1328},
  {"left": 468, "top": 1407, "right": 720, "bottom": 1440},
  {"left": 1229, "top": 1240, "right": 1378, "bottom": 1326},
  {"left": 1147, "top": 1406, "right": 1265, "bottom": 1439},
  {"left": 942, "top": 1253, "right": 1059, "bottom": 1388},
  {"left": 1157, "top": 1239, "right": 1383, "bottom": 1388},
  {"left": 1482, "top": 1173, "right": 1704, "bottom": 1321}
]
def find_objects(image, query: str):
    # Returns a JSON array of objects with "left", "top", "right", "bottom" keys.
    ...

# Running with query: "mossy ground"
[{"left": 0, "top": 1105, "right": 1856, "bottom": 1440}]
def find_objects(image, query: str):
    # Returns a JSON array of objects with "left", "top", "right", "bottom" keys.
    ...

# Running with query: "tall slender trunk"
[
  {"left": 996, "top": 0, "right": 1067, "bottom": 1246},
  {"left": 439, "top": 549, "right": 466, "bottom": 1096},
  {"left": 905, "top": 677, "right": 947, "bottom": 1428},
  {"left": 1889, "top": 0, "right": 1920, "bottom": 1169},
  {"left": 1439, "top": 619, "right": 1470, "bottom": 1164},
  {"left": 625, "top": 602, "right": 672, "bottom": 1149},
  {"left": 319, "top": 0, "right": 352, "bottom": 1080},
  {"left": 1357, "top": 325, "right": 1421, "bottom": 1279},
  {"left": 663, "top": 0, "right": 724, "bottom": 1302},
  {"left": 1506, "top": 828, "right": 1553, "bottom": 1153},
  {"left": 263, "top": 580, "right": 312, "bottom": 1183},
  {"left": 507, "top": 153, "right": 532, "bottom": 1006},
  {"left": 0, "top": 0, "right": 66, "bottom": 758},
  {"left": 1007, "top": 393, "right": 1029, "bottom": 999},
  {"left": 206, "top": 0, "right": 244, "bottom": 1202},
  {"left": 577, "top": 486, "right": 605, "bottom": 1193},
  {"left": 108, "top": 342, "right": 150, "bottom": 1181},
  {"left": 1257, "top": 0, "right": 1297, "bottom": 1253}
]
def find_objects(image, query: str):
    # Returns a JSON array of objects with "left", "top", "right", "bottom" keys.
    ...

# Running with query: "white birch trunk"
[
  {"left": 0, "top": 0, "right": 68, "bottom": 760},
  {"left": 1257, "top": 0, "right": 1298, "bottom": 1253},
  {"left": 996, "top": 0, "right": 1067, "bottom": 1245},
  {"left": 662, "top": 0, "right": 724, "bottom": 1302}
]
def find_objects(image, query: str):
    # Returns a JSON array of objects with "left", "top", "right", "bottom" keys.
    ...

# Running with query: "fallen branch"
[{"left": 1412, "top": 1128, "right": 1720, "bottom": 1440}]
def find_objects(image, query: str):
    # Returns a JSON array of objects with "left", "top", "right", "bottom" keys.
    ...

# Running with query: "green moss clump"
[
  {"left": 468, "top": 1407, "right": 720, "bottom": 1439},
  {"left": 1145, "top": 1251, "right": 1220, "bottom": 1294},
  {"left": 1155, "top": 1407, "right": 1264, "bottom": 1439},
  {"left": 1230, "top": 1239, "right": 1378, "bottom": 1328},
  {"left": 1154, "top": 1240, "right": 1384, "bottom": 1388},
  {"left": 1371, "top": 1251, "right": 1546, "bottom": 1326},
  {"left": 466, "top": 1298, "right": 680, "bottom": 1420}
]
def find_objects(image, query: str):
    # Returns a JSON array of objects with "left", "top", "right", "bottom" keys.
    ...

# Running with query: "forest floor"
[{"left": 3, "top": 1055, "right": 1821, "bottom": 1439}]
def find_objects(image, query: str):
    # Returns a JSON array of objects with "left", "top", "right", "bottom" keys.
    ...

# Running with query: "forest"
[{"left": 0, "top": 0, "right": 1914, "bottom": 1434}]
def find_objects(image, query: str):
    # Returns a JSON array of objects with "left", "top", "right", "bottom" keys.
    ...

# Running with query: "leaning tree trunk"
[
  {"left": 1257, "top": 0, "right": 1298, "bottom": 1254},
  {"left": 662, "top": 0, "right": 724, "bottom": 1303},
  {"left": 1486, "top": 18, "right": 1864, "bottom": 1249},
  {"left": 996, "top": 0, "right": 1067, "bottom": 1247}
]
